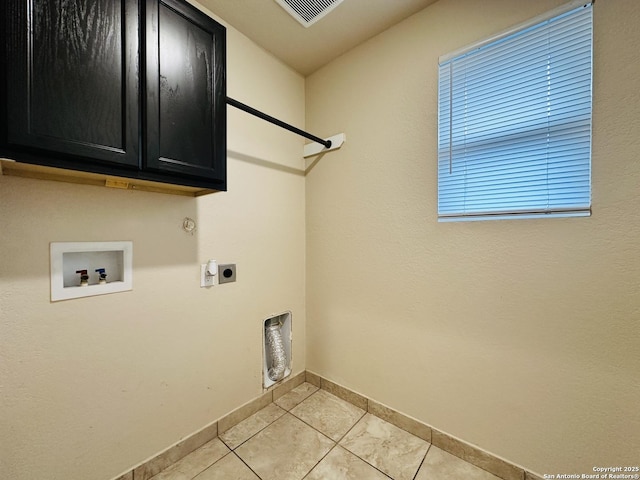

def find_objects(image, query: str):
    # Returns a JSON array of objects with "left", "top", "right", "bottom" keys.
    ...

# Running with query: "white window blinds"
[{"left": 437, "top": 2, "right": 593, "bottom": 221}]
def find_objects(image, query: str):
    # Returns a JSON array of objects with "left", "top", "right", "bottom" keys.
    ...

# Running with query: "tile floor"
[{"left": 149, "top": 382, "right": 502, "bottom": 480}]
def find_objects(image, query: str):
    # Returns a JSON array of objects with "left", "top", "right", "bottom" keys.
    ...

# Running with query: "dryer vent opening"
[{"left": 263, "top": 312, "right": 292, "bottom": 388}]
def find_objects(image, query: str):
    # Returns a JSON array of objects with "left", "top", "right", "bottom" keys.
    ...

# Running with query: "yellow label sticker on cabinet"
[{"left": 105, "top": 179, "right": 129, "bottom": 189}]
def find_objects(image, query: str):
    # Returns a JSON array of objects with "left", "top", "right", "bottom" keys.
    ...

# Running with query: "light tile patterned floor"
[{"left": 150, "top": 383, "right": 502, "bottom": 480}]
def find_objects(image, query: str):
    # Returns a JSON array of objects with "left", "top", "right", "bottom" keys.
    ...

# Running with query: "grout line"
[
  {"left": 280, "top": 386, "right": 360, "bottom": 479},
  {"left": 190, "top": 450, "right": 232, "bottom": 480},
  {"left": 287, "top": 388, "right": 320, "bottom": 412},
  {"left": 289, "top": 391, "right": 395, "bottom": 480},
  {"left": 333, "top": 410, "right": 367, "bottom": 445},
  {"left": 296, "top": 409, "right": 395, "bottom": 480},
  {"left": 273, "top": 381, "right": 319, "bottom": 412},
  {"left": 299, "top": 443, "right": 338, "bottom": 480},
  {"left": 220, "top": 406, "right": 288, "bottom": 452},
  {"left": 411, "top": 444, "right": 432, "bottom": 480},
  {"left": 331, "top": 412, "right": 397, "bottom": 479},
  {"left": 234, "top": 409, "right": 337, "bottom": 480},
  {"left": 282, "top": 385, "right": 321, "bottom": 412},
  {"left": 284, "top": 410, "right": 336, "bottom": 445},
  {"left": 231, "top": 451, "right": 263, "bottom": 480}
]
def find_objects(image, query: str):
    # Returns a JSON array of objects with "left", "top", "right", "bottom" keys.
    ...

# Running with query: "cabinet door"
[
  {"left": 3, "top": 0, "right": 140, "bottom": 169},
  {"left": 145, "top": 0, "right": 226, "bottom": 188}
]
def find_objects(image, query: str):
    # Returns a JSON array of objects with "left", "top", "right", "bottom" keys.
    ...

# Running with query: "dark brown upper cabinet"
[
  {"left": 145, "top": 0, "right": 226, "bottom": 184},
  {"left": 1, "top": 0, "right": 227, "bottom": 195},
  {"left": 3, "top": 0, "right": 140, "bottom": 169}
]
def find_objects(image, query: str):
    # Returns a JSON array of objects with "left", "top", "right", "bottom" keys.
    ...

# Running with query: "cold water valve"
[{"left": 95, "top": 268, "right": 107, "bottom": 285}]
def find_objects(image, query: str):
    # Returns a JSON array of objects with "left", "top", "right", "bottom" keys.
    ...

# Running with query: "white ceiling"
[{"left": 201, "top": 0, "right": 439, "bottom": 76}]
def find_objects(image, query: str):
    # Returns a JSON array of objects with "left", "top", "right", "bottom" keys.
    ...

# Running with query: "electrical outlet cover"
[{"left": 218, "top": 263, "right": 236, "bottom": 284}]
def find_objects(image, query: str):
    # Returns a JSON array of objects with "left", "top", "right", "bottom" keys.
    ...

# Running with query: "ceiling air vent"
[{"left": 274, "top": 0, "right": 344, "bottom": 28}]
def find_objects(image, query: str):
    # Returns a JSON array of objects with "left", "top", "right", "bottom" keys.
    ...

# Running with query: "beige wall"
[
  {"left": 3, "top": 1, "right": 640, "bottom": 478},
  {"left": 0, "top": 3, "right": 306, "bottom": 479},
  {"left": 306, "top": 0, "right": 640, "bottom": 475}
]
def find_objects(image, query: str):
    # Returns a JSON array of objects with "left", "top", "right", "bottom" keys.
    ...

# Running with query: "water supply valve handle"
[
  {"left": 95, "top": 268, "right": 108, "bottom": 284},
  {"left": 76, "top": 269, "right": 89, "bottom": 286}
]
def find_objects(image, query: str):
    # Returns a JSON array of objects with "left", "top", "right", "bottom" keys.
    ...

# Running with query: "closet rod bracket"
[{"left": 303, "top": 133, "right": 345, "bottom": 158}]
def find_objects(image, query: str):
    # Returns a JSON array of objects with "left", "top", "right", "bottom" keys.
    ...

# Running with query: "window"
[{"left": 437, "top": 1, "right": 593, "bottom": 221}]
